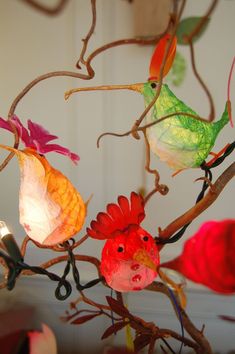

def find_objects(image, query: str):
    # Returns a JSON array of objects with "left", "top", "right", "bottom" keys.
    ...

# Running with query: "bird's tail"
[{"left": 213, "top": 103, "right": 230, "bottom": 133}]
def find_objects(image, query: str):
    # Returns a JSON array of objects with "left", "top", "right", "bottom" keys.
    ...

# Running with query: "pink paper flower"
[{"left": 0, "top": 115, "right": 79, "bottom": 163}]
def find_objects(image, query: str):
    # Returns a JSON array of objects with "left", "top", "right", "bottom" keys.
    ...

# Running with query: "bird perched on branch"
[
  {"left": 87, "top": 192, "right": 159, "bottom": 292},
  {"left": 65, "top": 33, "right": 232, "bottom": 173}
]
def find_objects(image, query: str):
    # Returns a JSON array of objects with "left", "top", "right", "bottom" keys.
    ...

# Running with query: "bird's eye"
[
  {"left": 143, "top": 236, "right": 149, "bottom": 242},
  {"left": 151, "top": 82, "right": 157, "bottom": 89},
  {"left": 117, "top": 246, "right": 124, "bottom": 253}
]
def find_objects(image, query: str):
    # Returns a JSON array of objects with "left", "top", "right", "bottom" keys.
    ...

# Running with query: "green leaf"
[
  {"left": 167, "top": 51, "right": 187, "bottom": 87},
  {"left": 177, "top": 17, "right": 210, "bottom": 45}
]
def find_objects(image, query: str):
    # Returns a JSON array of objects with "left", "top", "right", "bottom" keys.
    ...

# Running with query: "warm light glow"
[{"left": 0, "top": 221, "right": 10, "bottom": 239}]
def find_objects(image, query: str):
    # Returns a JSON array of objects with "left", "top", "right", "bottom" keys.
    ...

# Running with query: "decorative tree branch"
[
  {"left": 184, "top": 0, "right": 219, "bottom": 121},
  {"left": 159, "top": 162, "right": 235, "bottom": 243},
  {"left": 188, "top": 40, "right": 215, "bottom": 121},
  {"left": 0, "top": 0, "right": 169, "bottom": 173},
  {"left": 0, "top": 0, "right": 233, "bottom": 352},
  {"left": 20, "top": 0, "right": 70, "bottom": 16},
  {"left": 185, "top": 0, "right": 218, "bottom": 43},
  {"left": 147, "top": 281, "right": 213, "bottom": 354}
]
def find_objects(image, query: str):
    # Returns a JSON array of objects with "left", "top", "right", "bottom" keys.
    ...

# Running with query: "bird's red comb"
[
  {"left": 87, "top": 192, "right": 145, "bottom": 239},
  {"left": 149, "top": 33, "right": 177, "bottom": 81}
]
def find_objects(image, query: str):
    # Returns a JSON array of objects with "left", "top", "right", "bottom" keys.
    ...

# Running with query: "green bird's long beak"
[
  {"left": 132, "top": 248, "right": 157, "bottom": 272},
  {"left": 64, "top": 83, "right": 144, "bottom": 100}
]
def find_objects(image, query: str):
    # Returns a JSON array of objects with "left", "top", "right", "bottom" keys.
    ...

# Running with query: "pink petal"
[
  {"left": 11, "top": 115, "right": 31, "bottom": 145},
  {"left": 0, "top": 117, "right": 13, "bottom": 132},
  {"left": 0, "top": 115, "right": 80, "bottom": 163},
  {"left": 28, "top": 120, "right": 58, "bottom": 144},
  {"left": 0, "top": 115, "right": 31, "bottom": 144},
  {"left": 28, "top": 324, "right": 57, "bottom": 354},
  {"left": 36, "top": 143, "right": 80, "bottom": 164}
]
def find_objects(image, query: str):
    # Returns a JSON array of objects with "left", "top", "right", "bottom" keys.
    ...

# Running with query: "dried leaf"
[
  {"left": 106, "top": 296, "right": 130, "bottom": 317},
  {"left": 71, "top": 313, "right": 100, "bottom": 325},
  {"left": 134, "top": 334, "right": 152, "bottom": 352},
  {"left": 218, "top": 315, "right": 235, "bottom": 323},
  {"left": 177, "top": 17, "right": 210, "bottom": 45},
  {"left": 101, "top": 321, "right": 128, "bottom": 340}
]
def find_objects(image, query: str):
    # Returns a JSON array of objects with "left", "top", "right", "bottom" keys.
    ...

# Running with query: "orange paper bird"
[
  {"left": 0, "top": 117, "right": 85, "bottom": 246},
  {"left": 0, "top": 146, "right": 86, "bottom": 246},
  {"left": 87, "top": 192, "right": 159, "bottom": 292}
]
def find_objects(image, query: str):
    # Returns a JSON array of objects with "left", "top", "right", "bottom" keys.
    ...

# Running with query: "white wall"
[{"left": 0, "top": 1, "right": 234, "bottom": 353}]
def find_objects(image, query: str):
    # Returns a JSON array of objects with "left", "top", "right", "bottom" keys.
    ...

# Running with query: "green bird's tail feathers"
[{"left": 213, "top": 103, "right": 230, "bottom": 133}]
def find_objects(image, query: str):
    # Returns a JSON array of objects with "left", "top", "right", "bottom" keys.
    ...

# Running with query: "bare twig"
[
  {"left": 189, "top": 40, "right": 215, "bottom": 121},
  {"left": 76, "top": 0, "right": 96, "bottom": 69},
  {"left": 142, "top": 129, "right": 169, "bottom": 202},
  {"left": 147, "top": 281, "right": 213, "bottom": 354},
  {"left": 20, "top": 236, "right": 31, "bottom": 257},
  {"left": 159, "top": 162, "right": 235, "bottom": 242},
  {"left": 20, "top": 0, "right": 69, "bottom": 16},
  {"left": 97, "top": 110, "right": 208, "bottom": 148},
  {"left": 184, "top": 0, "right": 219, "bottom": 121},
  {"left": 185, "top": 0, "right": 218, "bottom": 43},
  {"left": 21, "top": 254, "right": 101, "bottom": 276}
]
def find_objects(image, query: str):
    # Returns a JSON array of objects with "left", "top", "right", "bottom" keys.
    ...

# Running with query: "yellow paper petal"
[
  {"left": 125, "top": 322, "right": 134, "bottom": 352},
  {"left": 0, "top": 145, "right": 86, "bottom": 246}
]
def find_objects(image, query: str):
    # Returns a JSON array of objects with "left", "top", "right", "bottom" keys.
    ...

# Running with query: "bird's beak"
[
  {"left": 64, "top": 83, "right": 144, "bottom": 100},
  {"left": 133, "top": 249, "right": 157, "bottom": 272}
]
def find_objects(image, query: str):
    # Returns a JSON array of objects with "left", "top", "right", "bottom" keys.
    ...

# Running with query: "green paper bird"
[
  {"left": 129, "top": 81, "right": 229, "bottom": 171},
  {"left": 65, "top": 34, "right": 232, "bottom": 172}
]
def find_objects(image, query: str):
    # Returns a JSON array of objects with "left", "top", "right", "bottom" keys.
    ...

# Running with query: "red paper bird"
[
  {"left": 87, "top": 192, "right": 159, "bottom": 292},
  {"left": 161, "top": 219, "right": 235, "bottom": 294}
]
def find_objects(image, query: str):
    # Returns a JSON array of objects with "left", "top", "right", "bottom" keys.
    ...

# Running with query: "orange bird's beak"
[{"left": 133, "top": 248, "right": 157, "bottom": 272}]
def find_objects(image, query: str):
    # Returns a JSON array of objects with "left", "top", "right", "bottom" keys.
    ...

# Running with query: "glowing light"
[{"left": 0, "top": 220, "right": 10, "bottom": 239}]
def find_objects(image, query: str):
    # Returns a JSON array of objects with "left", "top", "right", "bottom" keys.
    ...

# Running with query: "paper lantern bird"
[
  {"left": 0, "top": 324, "right": 57, "bottom": 354},
  {"left": 0, "top": 116, "right": 86, "bottom": 246},
  {"left": 65, "top": 33, "right": 231, "bottom": 172},
  {"left": 87, "top": 192, "right": 159, "bottom": 292},
  {"left": 28, "top": 324, "right": 57, "bottom": 354},
  {"left": 161, "top": 220, "right": 235, "bottom": 294}
]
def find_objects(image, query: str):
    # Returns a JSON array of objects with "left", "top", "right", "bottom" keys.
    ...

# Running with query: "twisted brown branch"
[
  {"left": 183, "top": 0, "right": 219, "bottom": 121},
  {"left": 20, "top": 0, "right": 70, "bottom": 16},
  {"left": 159, "top": 162, "right": 235, "bottom": 243},
  {"left": 147, "top": 281, "right": 213, "bottom": 354},
  {"left": 185, "top": 0, "right": 218, "bottom": 43},
  {"left": 189, "top": 40, "right": 215, "bottom": 121}
]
